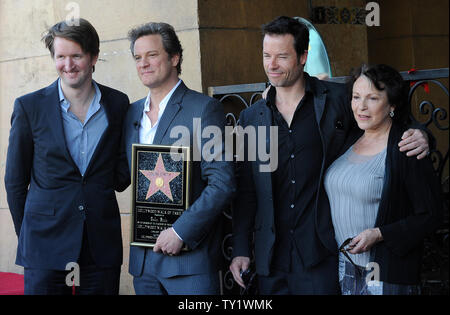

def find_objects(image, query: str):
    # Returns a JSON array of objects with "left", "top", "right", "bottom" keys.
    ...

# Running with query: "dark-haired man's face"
[{"left": 263, "top": 34, "right": 307, "bottom": 88}]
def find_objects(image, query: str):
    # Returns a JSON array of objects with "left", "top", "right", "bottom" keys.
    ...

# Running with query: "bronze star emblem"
[{"left": 140, "top": 154, "right": 180, "bottom": 201}]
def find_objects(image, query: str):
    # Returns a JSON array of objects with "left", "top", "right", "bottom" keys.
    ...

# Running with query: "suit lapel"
[
  {"left": 132, "top": 99, "right": 145, "bottom": 144},
  {"left": 313, "top": 93, "right": 326, "bottom": 126},
  {"left": 258, "top": 104, "right": 273, "bottom": 153},
  {"left": 124, "top": 98, "right": 145, "bottom": 169},
  {"left": 257, "top": 104, "right": 274, "bottom": 194},
  {"left": 152, "top": 82, "right": 186, "bottom": 145},
  {"left": 309, "top": 74, "right": 327, "bottom": 128},
  {"left": 44, "top": 80, "right": 79, "bottom": 171}
]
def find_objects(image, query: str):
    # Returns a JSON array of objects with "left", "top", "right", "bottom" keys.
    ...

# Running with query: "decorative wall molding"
[{"left": 311, "top": 6, "right": 367, "bottom": 25}]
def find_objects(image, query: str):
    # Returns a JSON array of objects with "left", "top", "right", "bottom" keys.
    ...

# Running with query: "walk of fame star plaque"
[{"left": 130, "top": 144, "right": 191, "bottom": 248}]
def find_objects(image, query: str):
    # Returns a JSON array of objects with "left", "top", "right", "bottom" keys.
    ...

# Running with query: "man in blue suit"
[
  {"left": 4, "top": 19, "right": 130, "bottom": 295},
  {"left": 124, "top": 22, "right": 235, "bottom": 295}
]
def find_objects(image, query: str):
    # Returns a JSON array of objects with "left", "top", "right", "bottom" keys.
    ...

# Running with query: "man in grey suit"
[{"left": 123, "top": 22, "right": 235, "bottom": 294}]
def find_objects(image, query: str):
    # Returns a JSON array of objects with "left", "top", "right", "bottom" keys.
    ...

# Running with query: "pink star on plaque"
[{"left": 140, "top": 154, "right": 180, "bottom": 201}]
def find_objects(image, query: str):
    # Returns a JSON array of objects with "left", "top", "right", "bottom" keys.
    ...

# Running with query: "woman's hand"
[{"left": 348, "top": 228, "right": 383, "bottom": 254}]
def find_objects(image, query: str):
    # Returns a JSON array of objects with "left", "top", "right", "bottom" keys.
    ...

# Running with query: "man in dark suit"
[
  {"left": 124, "top": 22, "right": 235, "bottom": 294},
  {"left": 4, "top": 19, "right": 130, "bottom": 295},
  {"left": 229, "top": 16, "right": 430, "bottom": 294}
]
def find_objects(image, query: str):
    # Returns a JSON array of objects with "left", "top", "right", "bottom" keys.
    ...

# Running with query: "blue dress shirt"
[{"left": 58, "top": 79, "right": 108, "bottom": 176}]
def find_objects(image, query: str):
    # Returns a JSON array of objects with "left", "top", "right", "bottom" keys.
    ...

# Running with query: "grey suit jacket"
[{"left": 124, "top": 81, "right": 235, "bottom": 277}]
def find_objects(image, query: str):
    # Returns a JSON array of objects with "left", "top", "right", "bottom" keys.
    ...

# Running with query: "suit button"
[{"left": 78, "top": 205, "right": 84, "bottom": 211}]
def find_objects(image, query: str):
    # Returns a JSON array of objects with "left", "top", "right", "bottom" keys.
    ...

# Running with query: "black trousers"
[
  {"left": 24, "top": 224, "right": 121, "bottom": 295},
  {"left": 24, "top": 265, "right": 121, "bottom": 295},
  {"left": 258, "top": 247, "right": 339, "bottom": 295}
]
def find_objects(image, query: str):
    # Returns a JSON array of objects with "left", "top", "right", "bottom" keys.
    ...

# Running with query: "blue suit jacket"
[
  {"left": 4, "top": 80, "right": 130, "bottom": 270},
  {"left": 124, "top": 81, "right": 235, "bottom": 278}
]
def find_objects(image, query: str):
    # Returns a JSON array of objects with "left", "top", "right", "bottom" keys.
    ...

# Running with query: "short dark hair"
[
  {"left": 349, "top": 64, "right": 411, "bottom": 125},
  {"left": 42, "top": 18, "right": 100, "bottom": 58},
  {"left": 128, "top": 22, "right": 183, "bottom": 75},
  {"left": 262, "top": 16, "right": 309, "bottom": 61}
]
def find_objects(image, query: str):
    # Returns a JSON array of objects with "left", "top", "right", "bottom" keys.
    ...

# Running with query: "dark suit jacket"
[
  {"left": 124, "top": 81, "right": 235, "bottom": 278},
  {"left": 232, "top": 74, "right": 355, "bottom": 276},
  {"left": 340, "top": 123, "right": 444, "bottom": 284},
  {"left": 4, "top": 80, "right": 130, "bottom": 270}
]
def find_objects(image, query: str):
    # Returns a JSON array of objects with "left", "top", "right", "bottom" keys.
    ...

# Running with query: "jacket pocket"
[{"left": 25, "top": 200, "right": 55, "bottom": 216}]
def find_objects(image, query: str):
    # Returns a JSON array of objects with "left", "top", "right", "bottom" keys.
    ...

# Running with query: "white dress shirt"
[
  {"left": 139, "top": 80, "right": 183, "bottom": 242},
  {"left": 139, "top": 80, "right": 182, "bottom": 144}
]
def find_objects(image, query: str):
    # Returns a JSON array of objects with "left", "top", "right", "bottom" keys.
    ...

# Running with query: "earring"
[{"left": 389, "top": 110, "right": 395, "bottom": 118}]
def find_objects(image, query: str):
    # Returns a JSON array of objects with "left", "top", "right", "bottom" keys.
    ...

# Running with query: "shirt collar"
[
  {"left": 58, "top": 78, "right": 102, "bottom": 113},
  {"left": 143, "top": 79, "right": 182, "bottom": 114},
  {"left": 266, "top": 74, "right": 313, "bottom": 110}
]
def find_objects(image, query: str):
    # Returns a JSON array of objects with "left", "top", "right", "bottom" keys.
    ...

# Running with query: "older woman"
[{"left": 324, "top": 64, "right": 443, "bottom": 295}]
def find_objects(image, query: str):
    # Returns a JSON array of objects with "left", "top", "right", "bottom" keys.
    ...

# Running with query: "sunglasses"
[
  {"left": 240, "top": 268, "right": 257, "bottom": 295},
  {"left": 339, "top": 238, "right": 363, "bottom": 276}
]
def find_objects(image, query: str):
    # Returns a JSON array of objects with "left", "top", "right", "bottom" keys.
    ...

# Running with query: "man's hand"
[
  {"left": 153, "top": 228, "right": 183, "bottom": 256},
  {"left": 229, "top": 256, "right": 250, "bottom": 288},
  {"left": 398, "top": 128, "right": 430, "bottom": 159},
  {"left": 315, "top": 73, "right": 330, "bottom": 80}
]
